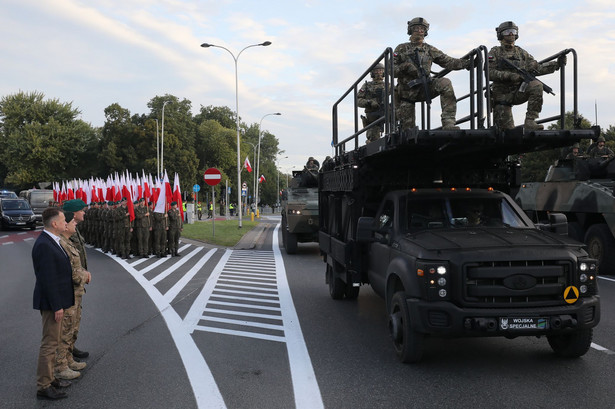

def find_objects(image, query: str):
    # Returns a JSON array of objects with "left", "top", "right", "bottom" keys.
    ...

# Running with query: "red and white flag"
[
  {"left": 173, "top": 172, "right": 183, "bottom": 220},
  {"left": 258, "top": 174, "right": 266, "bottom": 183},
  {"left": 244, "top": 156, "right": 252, "bottom": 173}
]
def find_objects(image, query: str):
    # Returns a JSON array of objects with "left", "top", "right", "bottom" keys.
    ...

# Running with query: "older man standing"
[{"left": 33, "top": 207, "right": 73, "bottom": 400}]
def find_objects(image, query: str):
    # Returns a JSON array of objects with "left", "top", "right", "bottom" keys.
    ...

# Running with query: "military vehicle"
[
  {"left": 319, "top": 47, "right": 600, "bottom": 363},
  {"left": 516, "top": 152, "right": 615, "bottom": 273},
  {"left": 281, "top": 163, "right": 319, "bottom": 254}
]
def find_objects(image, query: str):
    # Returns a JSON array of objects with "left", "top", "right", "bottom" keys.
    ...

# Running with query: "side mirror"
[
  {"left": 357, "top": 216, "right": 375, "bottom": 243},
  {"left": 536, "top": 212, "right": 568, "bottom": 236}
]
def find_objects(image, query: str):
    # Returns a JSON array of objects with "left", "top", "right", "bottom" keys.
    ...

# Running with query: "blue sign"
[
  {"left": 193, "top": 184, "right": 201, "bottom": 192},
  {"left": 241, "top": 188, "right": 247, "bottom": 197}
]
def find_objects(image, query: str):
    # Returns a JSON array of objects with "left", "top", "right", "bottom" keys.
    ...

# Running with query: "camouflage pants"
[
  {"left": 153, "top": 228, "right": 167, "bottom": 256},
  {"left": 55, "top": 294, "right": 82, "bottom": 371},
  {"left": 136, "top": 227, "right": 150, "bottom": 256},
  {"left": 168, "top": 229, "right": 180, "bottom": 254},
  {"left": 492, "top": 80, "right": 543, "bottom": 129},
  {"left": 362, "top": 113, "right": 383, "bottom": 143},
  {"left": 397, "top": 77, "right": 457, "bottom": 130}
]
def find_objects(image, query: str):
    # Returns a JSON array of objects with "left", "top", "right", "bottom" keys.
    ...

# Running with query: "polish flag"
[
  {"left": 244, "top": 156, "right": 253, "bottom": 173},
  {"left": 173, "top": 172, "right": 183, "bottom": 220},
  {"left": 154, "top": 172, "right": 171, "bottom": 214},
  {"left": 259, "top": 174, "right": 266, "bottom": 183}
]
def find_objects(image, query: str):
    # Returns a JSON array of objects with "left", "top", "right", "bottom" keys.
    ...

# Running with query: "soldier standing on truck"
[
  {"left": 488, "top": 21, "right": 565, "bottom": 131},
  {"left": 393, "top": 17, "right": 471, "bottom": 131},
  {"left": 358, "top": 63, "right": 385, "bottom": 143},
  {"left": 588, "top": 136, "right": 614, "bottom": 158}
]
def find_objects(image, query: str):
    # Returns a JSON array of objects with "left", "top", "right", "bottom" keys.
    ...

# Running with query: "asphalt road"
[{"left": 2, "top": 221, "right": 614, "bottom": 408}]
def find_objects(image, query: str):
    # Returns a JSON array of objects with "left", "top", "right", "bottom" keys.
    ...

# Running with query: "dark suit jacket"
[{"left": 32, "top": 231, "right": 74, "bottom": 311}]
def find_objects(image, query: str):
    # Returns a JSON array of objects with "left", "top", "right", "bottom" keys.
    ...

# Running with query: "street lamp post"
[
  {"left": 256, "top": 112, "right": 281, "bottom": 213},
  {"left": 201, "top": 41, "right": 272, "bottom": 228},
  {"left": 161, "top": 100, "right": 171, "bottom": 177}
]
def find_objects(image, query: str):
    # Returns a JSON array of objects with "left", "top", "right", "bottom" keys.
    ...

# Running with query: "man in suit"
[{"left": 32, "top": 207, "right": 74, "bottom": 400}]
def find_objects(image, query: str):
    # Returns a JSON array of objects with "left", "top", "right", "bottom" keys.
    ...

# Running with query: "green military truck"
[
  {"left": 280, "top": 167, "right": 320, "bottom": 254},
  {"left": 516, "top": 152, "right": 615, "bottom": 273},
  {"left": 319, "top": 47, "right": 600, "bottom": 363}
]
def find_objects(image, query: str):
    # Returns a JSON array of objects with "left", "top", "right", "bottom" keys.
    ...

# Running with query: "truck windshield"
[{"left": 406, "top": 196, "right": 528, "bottom": 232}]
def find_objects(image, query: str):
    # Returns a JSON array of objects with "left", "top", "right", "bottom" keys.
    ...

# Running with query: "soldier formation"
[{"left": 77, "top": 198, "right": 183, "bottom": 259}]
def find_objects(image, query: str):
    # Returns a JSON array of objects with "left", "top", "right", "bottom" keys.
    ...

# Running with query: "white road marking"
[
  {"left": 591, "top": 342, "right": 615, "bottom": 355},
  {"left": 598, "top": 276, "right": 615, "bottom": 283}
]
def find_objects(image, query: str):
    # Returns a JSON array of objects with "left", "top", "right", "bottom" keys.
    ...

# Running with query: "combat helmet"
[
  {"left": 371, "top": 63, "right": 385, "bottom": 78},
  {"left": 496, "top": 21, "right": 519, "bottom": 40},
  {"left": 407, "top": 17, "right": 429, "bottom": 36},
  {"left": 597, "top": 136, "right": 606, "bottom": 142}
]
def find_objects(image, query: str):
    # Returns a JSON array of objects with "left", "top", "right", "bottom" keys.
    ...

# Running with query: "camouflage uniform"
[
  {"left": 134, "top": 202, "right": 151, "bottom": 257},
  {"left": 488, "top": 22, "right": 560, "bottom": 130},
  {"left": 588, "top": 144, "right": 614, "bottom": 158},
  {"left": 152, "top": 211, "right": 168, "bottom": 258},
  {"left": 394, "top": 43, "right": 469, "bottom": 130},
  {"left": 358, "top": 67, "right": 385, "bottom": 143},
  {"left": 167, "top": 206, "right": 183, "bottom": 256},
  {"left": 56, "top": 236, "right": 89, "bottom": 373}
]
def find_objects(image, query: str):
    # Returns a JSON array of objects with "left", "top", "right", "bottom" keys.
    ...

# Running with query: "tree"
[
  {"left": 194, "top": 105, "right": 237, "bottom": 129},
  {"left": 0, "top": 91, "right": 98, "bottom": 189}
]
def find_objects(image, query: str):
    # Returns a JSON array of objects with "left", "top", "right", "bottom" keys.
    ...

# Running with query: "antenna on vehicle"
[{"left": 595, "top": 100, "right": 598, "bottom": 126}]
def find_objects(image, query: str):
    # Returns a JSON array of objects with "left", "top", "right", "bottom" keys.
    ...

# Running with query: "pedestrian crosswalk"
[{"left": 101, "top": 226, "right": 323, "bottom": 409}]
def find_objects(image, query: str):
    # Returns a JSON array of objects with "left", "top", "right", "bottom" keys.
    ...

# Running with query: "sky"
[{"left": 2, "top": 0, "right": 615, "bottom": 175}]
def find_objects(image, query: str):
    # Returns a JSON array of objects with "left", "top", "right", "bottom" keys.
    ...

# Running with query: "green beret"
[
  {"left": 170, "top": 201, "right": 177, "bottom": 206},
  {"left": 62, "top": 199, "right": 87, "bottom": 212},
  {"left": 64, "top": 211, "right": 75, "bottom": 223}
]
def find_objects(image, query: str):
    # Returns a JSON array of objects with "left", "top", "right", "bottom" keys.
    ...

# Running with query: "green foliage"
[{"left": 182, "top": 219, "right": 258, "bottom": 246}]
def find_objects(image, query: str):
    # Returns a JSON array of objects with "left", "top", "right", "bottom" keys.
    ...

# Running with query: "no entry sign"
[{"left": 204, "top": 168, "right": 222, "bottom": 186}]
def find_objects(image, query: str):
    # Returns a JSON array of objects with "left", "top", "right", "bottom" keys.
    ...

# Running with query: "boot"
[
  {"left": 442, "top": 119, "right": 459, "bottom": 130},
  {"left": 524, "top": 112, "right": 544, "bottom": 130}
]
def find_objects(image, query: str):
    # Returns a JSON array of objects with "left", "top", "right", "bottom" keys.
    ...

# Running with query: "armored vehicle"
[
  {"left": 516, "top": 153, "right": 615, "bottom": 273},
  {"left": 281, "top": 164, "right": 320, "bottom": 254},
  {"left": 319, "top": 47, "right": 600, "bottom": 363}
]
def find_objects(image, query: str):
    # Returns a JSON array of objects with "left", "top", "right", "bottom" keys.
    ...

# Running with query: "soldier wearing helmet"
[
  {"left": 393, "top": 17, "right": 472, "bottom": 131},
  {"left": 358, "top": 63, "right": 386, "bottom": 143},
  {"left": 588, "top": 136, "right": 614, "bottom": 159},
  {"left": 488, "top": 21, "right": 566, "bottom": 131}
]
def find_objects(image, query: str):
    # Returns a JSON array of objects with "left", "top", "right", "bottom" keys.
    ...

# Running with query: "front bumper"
[{"left": 407, "top": 296, "right": 600, "bottom": 337}]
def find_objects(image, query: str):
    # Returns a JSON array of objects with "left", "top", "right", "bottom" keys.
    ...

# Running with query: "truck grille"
[{"left": 463, "top": 260, "right": 572, "bottom": 306}]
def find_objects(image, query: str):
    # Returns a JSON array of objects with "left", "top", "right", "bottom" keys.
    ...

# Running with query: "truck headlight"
[
  {"left": 417, "top": 260, "right": 450, "bottom": 301},
  {"left": 577, "top": 260, "right": 598, "bottom": 296}
]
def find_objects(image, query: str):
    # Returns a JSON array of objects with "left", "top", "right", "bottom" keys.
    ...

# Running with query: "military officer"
[
  {"left": 134, "top": 198, "right": 151, "bottom": 258},
  {"left": 152, "top": 207, "right": 168, "bottom": 258},
  {"left": 167, "top": 201, "right": 183, "bottom": 257},
  {"left": 358, "top": 63, "right": 386, "bottom": 143},
  {"left": 488, "top": 21, "right": 565, "bottom": 131},
  {"left": 588, "top": 136, "right": 615, "bottom": 158},
  {"left": 394, "top": 17, "right": 471, "bottom": 131}
]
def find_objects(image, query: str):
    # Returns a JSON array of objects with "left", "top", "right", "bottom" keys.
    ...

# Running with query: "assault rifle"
[
  {"left": 405, "top": 48, "right": 432, "bottom": 105},
  {"left": 500, "top": 57, "right": 555, "bottom": 96}
]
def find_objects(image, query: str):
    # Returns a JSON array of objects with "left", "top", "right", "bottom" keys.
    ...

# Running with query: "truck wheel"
[
  {"left": 285, "top": 232, "right": 298, "bottom": 254},
  {"left": 547, "top": 328, "right": 593, "bottom": 358},
  {"left": 345, "top": 284, "right": 360, "bottom": 300},
  {"left": 327, "top": 264, "right": 345, "bottom": 300},
  {"left": 584, "top": 224, "right": 615, "bottom": 274},
  {"left": 388, "top": 292, "right": 423, "bottom": 363}
]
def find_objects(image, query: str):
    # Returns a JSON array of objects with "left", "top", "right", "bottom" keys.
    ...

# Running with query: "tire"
[
  {"left": 567, "top": 221, "right": 584, "bottom": 242},
  {"left": 547, "top": 328, "right": 593, "bottom": 358},
  {"left": 327, "top": 264, "right": 345, "bottom": 300},
  {"left": 584, "top": 224, "right": 615, "bottom": 274},
  {"left": 345, "top": 284, "right": 360, "bottom": 300},
  {"left": 388, "top": 291, "right": 424, "bottom": 363},
  {"left": 285, "top": 232, "right": 298, "bottom": 254}
]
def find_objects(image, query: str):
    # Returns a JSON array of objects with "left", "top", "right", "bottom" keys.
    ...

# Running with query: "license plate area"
[{"left": 499, "top": 317, "right": 548, "bottom": 331}]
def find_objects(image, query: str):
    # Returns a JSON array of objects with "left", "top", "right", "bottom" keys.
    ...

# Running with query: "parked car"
[
  {"left": 0, "top": 198, "right": 37, "bottom": 230},
  {"left": 0, "top": 189, "right": 18, "bottom": 199}
]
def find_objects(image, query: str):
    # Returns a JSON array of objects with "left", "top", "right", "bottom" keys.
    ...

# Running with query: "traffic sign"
[
  {"left": 193, "top": 184, "right": 201, "bottom": 192},
  {"left": 204, "top": 168, "right": 222, "bottom": 186}
]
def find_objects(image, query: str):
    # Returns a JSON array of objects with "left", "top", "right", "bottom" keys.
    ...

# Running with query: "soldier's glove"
[
  {"left": 557, "top": 54, "right": 567, "bottom": 67},
  {"left": 506, "top": 72, "right": 523, "bottom": 82},
  {"left": 369, "top": 101, "right": 380, "bottom": 109},
  {"left": 465, "top": 57, "right": 479, "bottom": 70}
]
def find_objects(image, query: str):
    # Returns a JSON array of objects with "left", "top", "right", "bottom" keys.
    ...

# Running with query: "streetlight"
[
  {"left": 256, "top": 112, "right": 281, "bottom": 212},
  {"left": 161, "top": 100, "right": 171, "bottom": 177},
  {"left": 200, "top": 41, "right": 272, "bottom": 228}
]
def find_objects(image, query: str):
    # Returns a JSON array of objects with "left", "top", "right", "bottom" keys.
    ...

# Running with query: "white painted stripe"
[
  {"left": 109, "top": 254, "right": 225, "bottom": 408},
  {"left": 218, "top": 276, "right": 277, "bottom": 284},
  {"left": 273, "top": 223, "right": 324, "bottom": 409},
  {"left": 200, "top": 316, "right": 284, "bottom": 331},
  {"left": 210, "top": 294, "right": 281, "bottom": 304},
  {"left": 214, "top": 283, "right": 278, "bottom": 293},
  {"left": 2, "top": 242, "right": 14, "bottom": 245},
  {"left": 164, "top": 248, "right": 217, "bottom": 303},
  {"left": 24, "top": 237, "right": 35, "bottom": 241},
  {"left": 206, "top": 300, "right": 281, "bottom": 312},
  {"left": 204, "top": 308, "right": 282, "bottom": 320},
  {"left": 598, "top": 276, "right": 615, "bottom": 283},
  {"left": 193, "top": 325, "right": 285, "bottom": 343},
  {"left": 221, "top": 271, "right": 276, "bottom": 278},
  {"left": 150, "top": 247, "right": 203, "bottom": 285},
  {"left": 212, "top": 288, "right": 279, "bottom": 297},
  {"left": 591, "top": 342, "right": 615, "bottom": 354}
]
